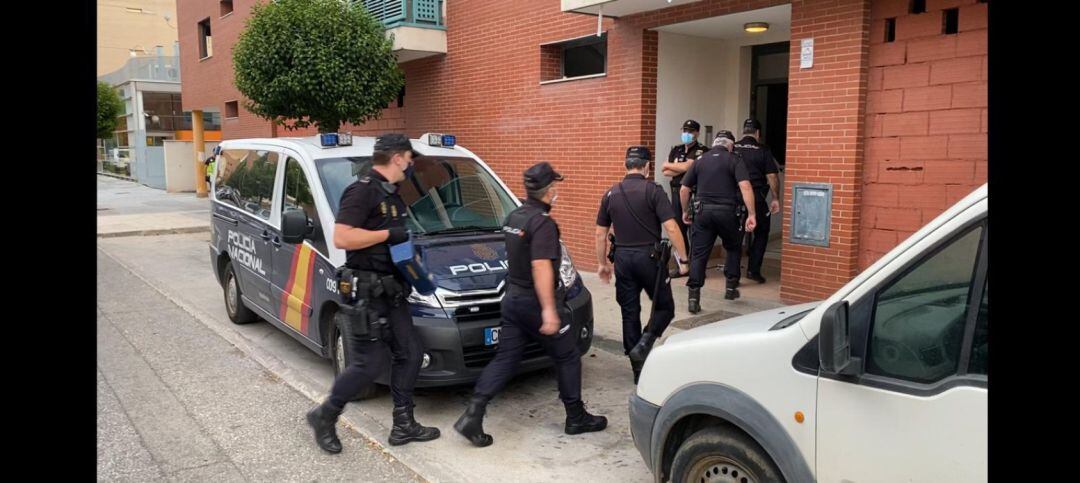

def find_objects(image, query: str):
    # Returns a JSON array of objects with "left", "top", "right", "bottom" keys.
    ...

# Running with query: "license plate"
[{"left": 484, "top": 327, "right": 501, "bottom": 346}]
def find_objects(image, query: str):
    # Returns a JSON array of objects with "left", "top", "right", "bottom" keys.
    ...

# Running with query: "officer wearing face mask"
[
  {"left": 454, "top": 162, "right": 607, "bottom": 447},
  {"left": 306, "top": 133, "right": 439, "bottom": 454},
  {"left": 663, "top": 119, "right": 709, "bottom": 278}
]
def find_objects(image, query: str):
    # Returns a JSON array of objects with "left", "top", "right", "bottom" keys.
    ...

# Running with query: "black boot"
[
  {"left": 746, "top": 272, "right": 767, "bottom": 284},
  {"left": 306, "top": 401, "right": 344, "bottom": 454},
  {"left": 630, "top": 359, "right": 643, "bottom": 384},
  {"left": 454, "top": 396, "right": 494, "bottom": 447},
  {"left": 688, "top": 287, "right": 701, "bottom": 313},
  {"left": 725, "top": 278, "right": 741, "bottom": 300},
  {"left": 565, "top": 401, "right": 608, "bottom": 435},
  {"left": 388, "top": 405, "right": 441, "bottom": 446},
  {"left": 628, "top": 332, "right": 658, "bottom": 366}
]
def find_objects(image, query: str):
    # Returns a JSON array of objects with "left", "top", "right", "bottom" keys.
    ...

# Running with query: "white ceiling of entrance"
[
  {"left": 564, "top": 0, "right": 703, "bottom": 17},
  {"left": 653, "top": 4, "right": 791, "bottom": 45}
]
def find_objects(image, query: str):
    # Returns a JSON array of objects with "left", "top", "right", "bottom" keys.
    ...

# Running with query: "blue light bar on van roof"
[
  {"left": 425, "top": 133, "right": 456, "bottom": 147},
  {"left": 318, "top": 132, "right": 352, "bottom": 148}
]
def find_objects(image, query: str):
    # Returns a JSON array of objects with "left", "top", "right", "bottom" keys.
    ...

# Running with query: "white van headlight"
[
  {"left": 559, "top": 243, "right": 580, "bottom": 289},
  {"left": 407, "top": 287, "right": 441, "bottom": 308}
]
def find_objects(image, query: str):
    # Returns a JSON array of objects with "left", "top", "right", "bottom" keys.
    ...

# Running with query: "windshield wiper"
[{"left": 420, "top": 225, "right": 500, "bottom": 236}]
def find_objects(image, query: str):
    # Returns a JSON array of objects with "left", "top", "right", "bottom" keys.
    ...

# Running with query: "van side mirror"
[
  {"left": 281, "top": 209, "right": 314, "bottom": 244},
  {"left": 819, "top": 301, "right": 861, "bottom": 376}
]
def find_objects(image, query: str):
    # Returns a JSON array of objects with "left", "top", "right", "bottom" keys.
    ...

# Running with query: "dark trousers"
[
  {"left": 328, "top": 297, "right": 423, "bottom": 409},
  {"left": 614, "top": 247, "right": 675, "bottom": 353},
  {"left": 472, "top": 286, "right": 582, "bottom": 405},
  {"left": 687, "top": 204, "right": 743, "bottom": 289},
  {"left": 747, "top": 190, "right": 771, "bottom": 276}
]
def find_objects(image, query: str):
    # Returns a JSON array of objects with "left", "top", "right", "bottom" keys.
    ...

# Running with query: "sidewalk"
[{"left": 97, "top": 175, "right": 210, "bottom": 237}]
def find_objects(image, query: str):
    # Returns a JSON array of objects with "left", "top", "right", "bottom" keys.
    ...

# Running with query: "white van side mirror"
[{"left": 819, "top": 301, "right": 861, "bottom": 376}]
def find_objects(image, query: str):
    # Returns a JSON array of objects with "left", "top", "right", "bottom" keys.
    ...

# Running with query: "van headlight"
[
  {"left": 407, "top": 287, "right": 441, "bottom": 308},
  {"left": 559, "top": 243, "right": 580, "bottom": 289}
]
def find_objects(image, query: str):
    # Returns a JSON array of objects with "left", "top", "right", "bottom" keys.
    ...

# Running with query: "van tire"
[
  {"left": 223, "top": 262, "right": 259, "bottom": 325},
  {"left": 669, "top": 426, "right": 783, "bottom": 483}
]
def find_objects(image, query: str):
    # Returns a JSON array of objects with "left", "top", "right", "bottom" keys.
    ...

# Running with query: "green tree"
[
  {"left": 97, "top": 81, "right": 124, "bottom": 139},
  {"left": 233, "top": 0, "right": 404, "bottom": 133}
]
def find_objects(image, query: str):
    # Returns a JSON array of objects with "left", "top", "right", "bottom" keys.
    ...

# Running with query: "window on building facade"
[
  {"left": 944, "top": 9, "right": 959, "bottom": 34},
  {"left": 198, "top": 18, "right": 213, "bottom": 59},
  {"left": 220, "top": 0, "right": 234, "bottom": 17},
  {"left": 540, "top": 33, "right": 607, "bottom": 83},
  {"left": 225, "top": 101, "right": 239, "bottom": 119}
]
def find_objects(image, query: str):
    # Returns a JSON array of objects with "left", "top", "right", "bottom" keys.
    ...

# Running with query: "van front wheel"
[
  {"left": 669, "top": 426, "right": 783, "bottom": 483},
  {"left": 223, "top": 262, "right": 258, "bottom": 325}
]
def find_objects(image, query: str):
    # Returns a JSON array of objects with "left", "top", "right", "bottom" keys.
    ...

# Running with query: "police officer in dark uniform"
[
  {"left": 681, "top": 131, "right": 758, "bottom": 312},
  {"left": 594, "top": 146, "right": 689, "bottom": 382},
  {"left": 454, "top": 162, "right": 607, "bottom": 447},
  {"left": 733, "top": 119, "right": 782, "bottom": 283},
  {"left": 663, "top": 120, "right": 710, "bottom": 277},
  {"left": 306, "top": 134, "right": 440, "bottom": 453}
]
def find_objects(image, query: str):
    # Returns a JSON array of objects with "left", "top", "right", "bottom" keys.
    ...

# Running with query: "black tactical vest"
[{"left": 502, "top": 203, "right": 559, "bottom": 290}]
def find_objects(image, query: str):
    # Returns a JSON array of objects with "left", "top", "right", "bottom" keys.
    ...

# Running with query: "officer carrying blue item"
[{"left": 306, "top": 133, "right": 441, "bottom": 453}]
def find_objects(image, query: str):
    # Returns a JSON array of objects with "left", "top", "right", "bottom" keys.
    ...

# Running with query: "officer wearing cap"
[
  {"left": 454, "top": 162, "right": 607, "bottom": 447},
  {"left": 733, "top": 119, "right": 781, "bottom": 284},
  {"left": 663, "top": 119, "right": 710, "bottom": 277},
  {"left": 681, "top": 131, "right": 758, "bottom": 311},
  {"left": 594, "top": 146, "right": 689, "bottom": 382},
  {"left": 712, "top": 129, "right": 736, "bottom": 151},
  {"left": 306, "top": 133, "right": 440, "bottom": 454}
]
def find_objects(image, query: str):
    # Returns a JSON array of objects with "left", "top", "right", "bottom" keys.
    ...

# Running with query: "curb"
[{"left": 98, "top": 226, "right": 211, "bottom": 238}]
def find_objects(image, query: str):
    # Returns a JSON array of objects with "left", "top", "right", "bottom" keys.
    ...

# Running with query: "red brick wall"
[
  {"left": 401, "top": 1, "right": 632, "bottom": 267},
  {"left": 180, "top": 0, "right": 270, "bottom": 139},
  {"left": 179, "top": 0, "right": 988, "bottom": 302},
  {"left": 400, "top": 0, "right": 803, "bottom": 269},
  {"left": 179, "top": 0, "right": 405, "bottom": 139},
  {"left": 860, "top": 0, "right": 987, "bottom": 270},
  {"left": 777, "top": 0, "right": 872, "bottom": 303}
]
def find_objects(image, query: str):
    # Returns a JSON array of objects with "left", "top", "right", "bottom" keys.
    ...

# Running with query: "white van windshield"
[{"left": 316, "top": 156, "right": 518, "bottom": 235}]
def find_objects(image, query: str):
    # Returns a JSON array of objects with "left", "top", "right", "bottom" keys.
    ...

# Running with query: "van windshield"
[{"left": 316, "top": 156, "right": 519, "bottom": 235}]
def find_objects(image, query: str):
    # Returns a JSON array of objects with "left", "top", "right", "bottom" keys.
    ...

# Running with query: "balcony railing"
[
  {"left": 99, "top": 56, "right": 181, "bottom": 85},
  {"left": 142, "top": 114, "right": 222, "bottom": 132},
  {"left": 357, "top": 0, "right": 444, "bottom": 29}
]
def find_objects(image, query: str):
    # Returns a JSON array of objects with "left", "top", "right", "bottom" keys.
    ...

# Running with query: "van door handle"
[
  {"left": 260, "top": 230, "right": 272, "bottom": 241},
  {"left": 270, "top": 236, "right": 282, "bottom": 248}
]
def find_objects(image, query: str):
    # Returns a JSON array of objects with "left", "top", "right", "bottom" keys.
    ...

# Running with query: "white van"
[{"left": 630, "top": 184, "right": 988, "bottom": 482}]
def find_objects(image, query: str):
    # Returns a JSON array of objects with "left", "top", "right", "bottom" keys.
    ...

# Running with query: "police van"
[
  {"left": 208, "top": 133, "right": 594, "bottom": 398},
  {"left": 630, "top": 184, "right": 988, "bottom": 482}
]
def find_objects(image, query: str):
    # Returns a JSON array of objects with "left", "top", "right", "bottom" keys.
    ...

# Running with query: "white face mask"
[{"left": 550, "top": 188, "right": 558, "bottom": 205}]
